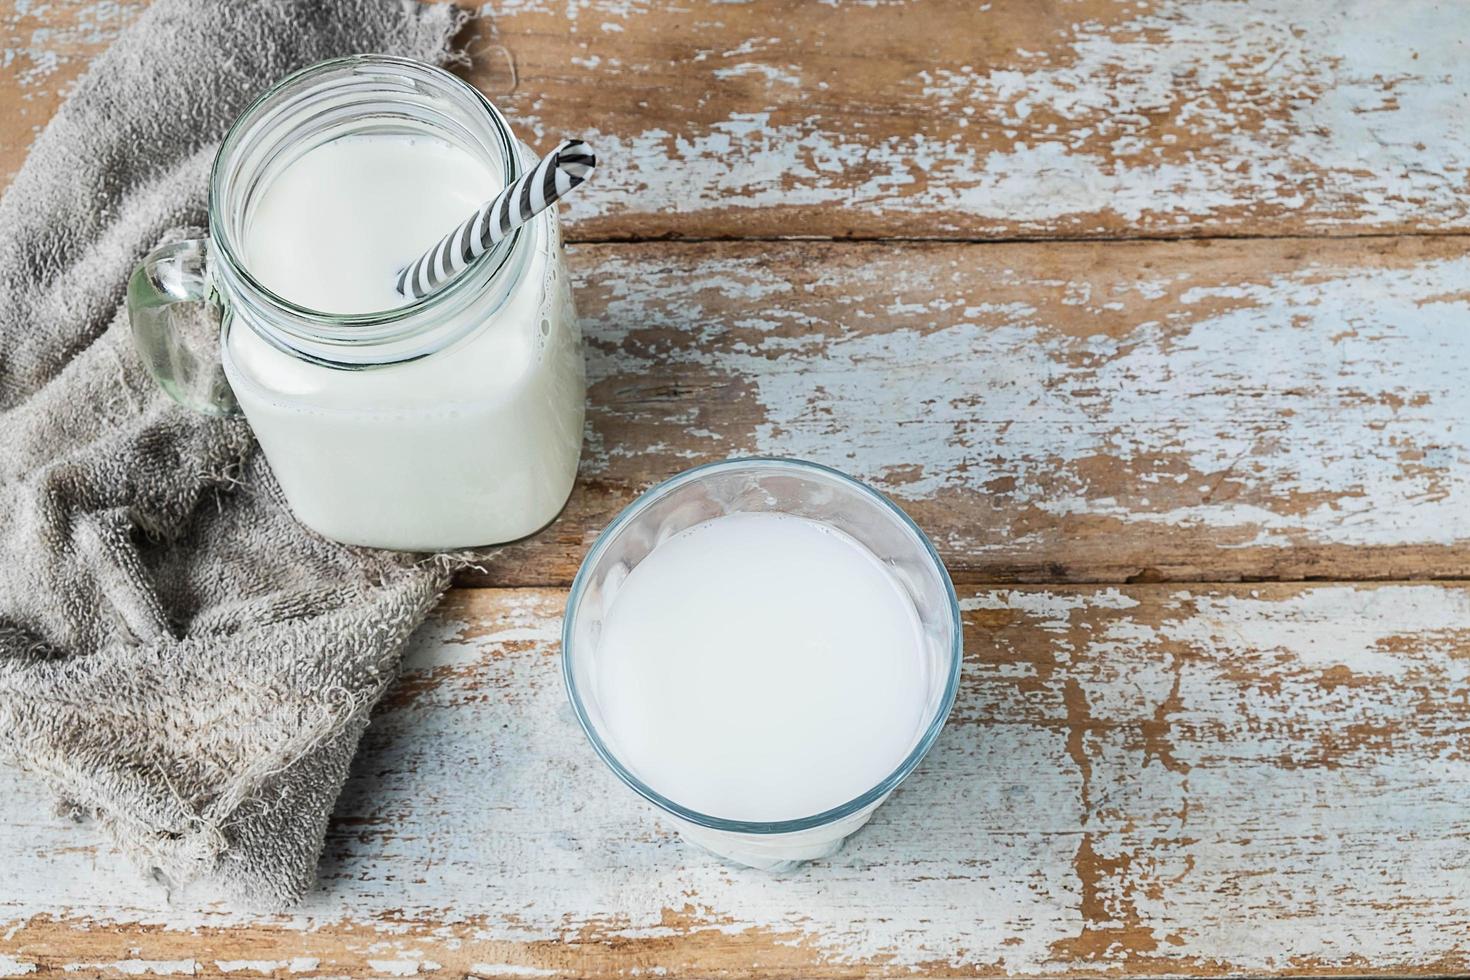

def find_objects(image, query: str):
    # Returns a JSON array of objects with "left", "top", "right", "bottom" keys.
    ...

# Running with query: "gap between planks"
[
  {"left": 454, "top": 571, "right": 1470, "bottom": 590},
  {"left": 561, "top": 229, "right": 1470, "bottom": 247}
]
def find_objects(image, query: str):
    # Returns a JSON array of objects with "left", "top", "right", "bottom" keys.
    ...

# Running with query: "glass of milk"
[
  {"left": 563, "top": 458, "right": 963, "bottom": 870},
  {"left": 126, "top": 56, "right": 585, "bottom": 550}
]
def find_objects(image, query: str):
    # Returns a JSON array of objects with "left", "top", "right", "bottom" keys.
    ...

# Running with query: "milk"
[
  {"left": 591, "top": 511, "right": 932, "bottom": 823},
  {"left": 221, "top": 133, "right": 584, "bottom": 550},
  {"left": 244, "top": 135, "right": 491, "bottom": 315}
]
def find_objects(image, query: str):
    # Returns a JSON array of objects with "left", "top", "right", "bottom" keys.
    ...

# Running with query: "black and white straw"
[{"left": 395, "top": 139, "right": 596, "bottom": 301}]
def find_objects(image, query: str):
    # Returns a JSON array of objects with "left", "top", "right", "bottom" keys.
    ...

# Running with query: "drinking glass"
[{"left": 563, "top": 457, "right": 963, "bottom": 870}]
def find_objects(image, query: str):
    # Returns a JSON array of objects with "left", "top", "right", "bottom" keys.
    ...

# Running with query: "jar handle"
[{"left": 126, "top": 237, "right": 240, "bottom": 416}]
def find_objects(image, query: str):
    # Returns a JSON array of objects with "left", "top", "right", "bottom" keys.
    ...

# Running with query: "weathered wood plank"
[
  {"left": 5, "top": 1, "right": 1470, "bottom": 239},
  {"left": 463, "top": 235, "right": 1470, "bottom": 585},
  {"left": 3, "top": 583, "right": 1469, "bottom": 977},
  {"left": 465, "top": 0, "right": 1470, "bottom": 240},
  {"left": 0, "top": 0, "right": 142, "bottom": 186}
]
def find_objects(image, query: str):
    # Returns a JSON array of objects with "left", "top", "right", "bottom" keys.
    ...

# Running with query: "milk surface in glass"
[
  {"left": 222, "top": 132, "right": 583, "bottom": 550},
  {"left": 591, "top": 511, "right": 932, "bottom": 823}
]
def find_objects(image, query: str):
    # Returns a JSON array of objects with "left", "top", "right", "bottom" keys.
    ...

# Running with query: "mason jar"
[{"left": 126, "top": 56, "right": 585, "bottom": 551}]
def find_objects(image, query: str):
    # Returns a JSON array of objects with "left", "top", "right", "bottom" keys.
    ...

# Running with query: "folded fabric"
[{"left": 0, "top": 0, "right": 468, "bottom": 909}]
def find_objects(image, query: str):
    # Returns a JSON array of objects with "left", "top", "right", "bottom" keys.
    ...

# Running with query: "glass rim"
[
  {"left": 561, "top": 456, "right": 965, "bottom": 836},
  {"left": 207, "top": 54, "right": 525, "bottom": 338}
]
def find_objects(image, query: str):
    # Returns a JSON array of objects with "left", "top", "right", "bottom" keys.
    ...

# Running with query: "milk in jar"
[{"left": 221, "top": 130, "right": 584, "bottom": 550}]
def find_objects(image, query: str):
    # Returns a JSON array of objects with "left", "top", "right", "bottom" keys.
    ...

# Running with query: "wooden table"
[{"left": 4, "top": 1, "right": 1470, "bottom": 976}]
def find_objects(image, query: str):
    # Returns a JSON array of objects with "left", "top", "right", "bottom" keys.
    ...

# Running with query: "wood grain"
[
  {"left": 5, "top": 1, "right": 1470, "bottom": 239},
  {"left": 4, "top": 584, "right": 1468, "bottom": 978},
  {"left": 463, "top": 234, "right": 1470, "bottom": 585},
  {"left": 460, "top": 0, "right": 1470, "bottom": 240},
  {"left": 0, "top": 0, "right": 141, "bottom": 186}
]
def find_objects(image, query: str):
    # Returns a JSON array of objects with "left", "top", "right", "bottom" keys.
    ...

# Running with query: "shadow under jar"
[
  {"left": 563, "top": 458, "right": 963, "bottom": 870},
  {"left": 127, "top": 56, "right": 585, "bottom": 551}
]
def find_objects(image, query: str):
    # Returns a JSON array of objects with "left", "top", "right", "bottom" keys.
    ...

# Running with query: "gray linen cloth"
[{"left": 0, "top": 0, "right": 470, "bottom": 908}]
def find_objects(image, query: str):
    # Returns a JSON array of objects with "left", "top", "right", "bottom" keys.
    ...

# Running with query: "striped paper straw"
[{"left": 396, "top": 139, "right": 595, "bottom": 301}]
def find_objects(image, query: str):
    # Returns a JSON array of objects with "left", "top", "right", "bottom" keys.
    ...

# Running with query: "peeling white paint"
[
  {"left": 491, "top": 0, "right": 659, "bottom": 25},
  {"left": 366, "top": 960, "right": 433, "bottom": 977},
  {"left": 214, "top": 960, "right": 319, "bottom": 975},
  {"left": 62, "top": 962, "right": 198, "bottom": 976},
  {"left": 1158, "top": 585, "right": 1470, "bottom": 680},
  {"left": 578, "top": 244, "right": 1470, "bottom": 552},
  {"left": 496, "top": 0, "right": 1470, "bottom": 235},
  {"left": 962, "top": 589, "right": 1140, "bottom": 628},
  {"left": 1, "top": 0, "right": 141, "bottom": 89},
  {"left": 711, "top": 62, "right": 802, "bottom": 87},
  {"left": 0, "top": 956, "right": 35, "bottom": 977}
]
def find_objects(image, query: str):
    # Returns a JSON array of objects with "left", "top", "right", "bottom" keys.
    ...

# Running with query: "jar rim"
[{"left": 207, "top": 54, "right": 528, "bottom": 363}]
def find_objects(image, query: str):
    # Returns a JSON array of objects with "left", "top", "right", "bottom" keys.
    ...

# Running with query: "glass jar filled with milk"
[{"left": 126, "top": 56, "right": 585, "bottom": 550}]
